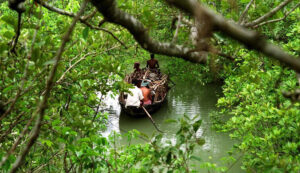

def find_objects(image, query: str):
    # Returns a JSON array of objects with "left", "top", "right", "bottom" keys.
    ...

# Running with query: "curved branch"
[
  {"left": 254, "top": 2, "right": 300, "bottom": 28},
  {"left": 172, "top": 13, "right": 182, "bottom": 43},
  {"left": 82, "top": 22, "right": 128, "bottom": 49},
  {"left": 0, "top": 112, "right": 24, "bottom": 142},
  {"left": 82, "top": 9, "right": 97, "bottom": 20},
  {"left": 90, "top": 0, "right": 207, "bottom": 63},
  {"left": 165, "top": 0, "right": 300, "bottom": 73},
  {"left": 4, "top": 69, "right": 46, "bottom": 107},
  {"left": 9, "top": 1, "right": 88, "bottom": 172},
  {"left": 238, "top": 0, "right": 254, "bottom": 25},
  {"left": 56, "top": 45, "right": 121, "bottom": 85},
  {"left": 0, "top": 21, "right": 39, "bottom": 122},
  {"left": 56, "top": 52, "right": 96, "bottom": 84},
  {"left": 244, "top": 0, "right": 293, "bottom": 27},
  {"left": 0, "top": 113, "right": 35, "bottom": 167},
  {"left": 10, "top": 12, "right": 22, "bottom": 55},
  {"left": 34, "top": 0, "right": 127, "bottom": 48},
  {"left": 98, "top": 19, "right": 106, "bottom": 27}
]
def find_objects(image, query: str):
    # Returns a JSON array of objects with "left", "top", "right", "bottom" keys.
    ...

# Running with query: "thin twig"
[
  {"left": 82, "top": 22, "right": 128, "bottom": 49},
  {"left": 56, "top": 52, "right": 96, "bottom": 84},
  {"left": 56, "top": 45, "right": 121, "bottom": 85},
  {"left": 238, "top": 0, "right": 254, "bottom": 25},
  {"left": 0, "top": 112, "right": 25, "bottom": 142},
  {"left": 172, "top": 13, "right": 182, "bottom": 43},
  {"left": 3, "top": 68, "right": 47, "bottom": 106},
  {"left": 254, "top": 2, "right": 300, "bottom": 28},
  {"left": 32, "top": 150, "right": 63, "bottom": 173},
  {"left": 35, "top": 0, "right": 127, "bottom": 48},
  {"left": 10, "top": 12, "right": 22, "bottom": 55},
  {"left": 82, "top": 9, "right": 97, "bottom": 21},
  {"left": 98, "top": 19, "right": 106, "bottom": 27},
  {"left": 8, "top": 1, "right": 88, "bottom": 172},
  {"left": 244, "top": 0, "right": 293, "bottom": 27},
  {"left": 0, "top": 21, "right": 39, "bottom": 122},
  {"left": 0, "top": 114, "right": 36, "bottom": 167},
  {"left": 225, "top": 153, "right": 244, "bottom": 173}
]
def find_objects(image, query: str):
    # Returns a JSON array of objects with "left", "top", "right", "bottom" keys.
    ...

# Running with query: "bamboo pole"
[{"left": 141, "top": 106, "right": 164, "bottom": 133}]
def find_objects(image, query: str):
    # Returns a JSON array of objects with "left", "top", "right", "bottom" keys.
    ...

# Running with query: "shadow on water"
[{"left": 101, "top": 79, "right": 243, "bottom": 172}]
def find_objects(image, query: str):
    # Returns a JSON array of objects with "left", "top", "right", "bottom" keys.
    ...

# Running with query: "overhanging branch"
[
  {"left": 165, "top": 0, "right": 300, "bottom": 73},
  {"left": 90, "top": 0, "right": 207, "bottom": 63}
]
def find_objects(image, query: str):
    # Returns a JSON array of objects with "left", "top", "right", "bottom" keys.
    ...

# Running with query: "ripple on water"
[{"left": 98, "top": 81, "right": 243, "bottom": 172}]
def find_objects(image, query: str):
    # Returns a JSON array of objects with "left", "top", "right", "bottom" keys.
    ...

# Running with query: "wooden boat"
[{"left": 119, "top": 69, "right": 169, "bottom": 117}]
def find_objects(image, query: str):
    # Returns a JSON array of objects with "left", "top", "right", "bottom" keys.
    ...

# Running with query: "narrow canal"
[{"left": 100, "top": 79, "right": 242, "bottom": 172}]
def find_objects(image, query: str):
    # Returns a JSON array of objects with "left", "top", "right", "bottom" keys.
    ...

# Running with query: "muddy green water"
[{"left": 102, "top": 79, "right": 243, "bottom": 172}]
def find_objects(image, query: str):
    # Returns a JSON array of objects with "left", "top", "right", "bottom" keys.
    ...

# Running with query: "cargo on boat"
[{"left": 119, "top": 69, "right": 169, "bottom": 117}]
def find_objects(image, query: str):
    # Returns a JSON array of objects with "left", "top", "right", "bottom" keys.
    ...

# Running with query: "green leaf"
[
  {"left": 190, "top": 155, "right": 202, "bottom": 161},
  {"left": 3, "top": 31, "right": 14, "bottom": 39},
  {"left": 52, "top": 119, "right": 61, "bottom": 126},
  {"left": 139, "top": 132, "right": 149, "bottom": 139},
  {"left": 41, "top": 139, "right": 53, "bottom": 147},
  {"left": 164, "top": 119, "right": 177, "bottom": 124},
  {"left": 44, "top": 115, "right": 50, "bottom": 120},
  {"left": 196, "top": 138, "right": 205, "bottom": 146},
  {"left": 43, "top": 59, "right": 56, "bottom": 66},
  {"left": 0, "top": 43, "right": 8, "bottom": 54},
  {"left": 3, "top": 86, "right": 13, "bottom": 93},
  {"left": 32, "top": 48, "right": 40, "bottom": 63},
  {"left": 62, "top": 127, "right": 71, "bottom": 135},
  {"left": 82, "top": 27, "right": 89, "bottom": 40},
  {"left": 183, "top": 113, "right": 191, "bottom": 120},
  {"left": 166, "top": 152, "right": 172, "bottom": 164},
  {"left": 193, "top": 119, "right": 202, "bottom": 132},
  {"left": 1, "top": 15, "right": 17, "bottom": 29}
]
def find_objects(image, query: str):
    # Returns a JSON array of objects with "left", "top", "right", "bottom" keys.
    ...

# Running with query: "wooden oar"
[{"left": 141, "top": 106, "right": 164, "bottom": 133}]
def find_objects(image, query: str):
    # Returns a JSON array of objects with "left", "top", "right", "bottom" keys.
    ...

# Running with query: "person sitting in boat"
[
  {"left": 140, "top": 81, "right": 152, "bottom": 105},
  {"left": 125, "top": 79, "right": 144, "bottom": 108},
  {"left": 146, "top": 54, "right": 159, "bottom": 71},
  {"left": 132, "top": 62, "right": 143, "bottom": 80}
]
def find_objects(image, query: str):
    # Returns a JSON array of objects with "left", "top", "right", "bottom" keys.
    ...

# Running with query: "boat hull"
[
  {"left": 119, "top": 69, "right": 169, "bottom": 117},
  {"left": 119, "top": 100, "right": 165, "bottom": 117}
]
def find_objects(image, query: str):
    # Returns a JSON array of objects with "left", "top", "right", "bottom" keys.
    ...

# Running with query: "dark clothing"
[
  {"left": 147, "top": 59, "right": 159, "bottom": 69},
  {"left": 134, "top": 62, "right": 140, "bottom": 69},
  {"left": 132, "top": 69, "right": 143, "bottom": 80}
]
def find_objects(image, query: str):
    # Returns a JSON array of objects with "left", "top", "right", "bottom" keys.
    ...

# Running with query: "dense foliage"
[
  {"left": 0, "top": 0, "right": 299, "bottom": 172},
  {"left": 210, "top": 1, "right": 300, "bottom": 172}
]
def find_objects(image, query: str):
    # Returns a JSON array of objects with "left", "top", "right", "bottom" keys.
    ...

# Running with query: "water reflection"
[
  {"left": 97, "top": 92, "right": 120, "bottom": 136},
  {"left": 99, "top": 79, "right": 242, "bottom": 172}
]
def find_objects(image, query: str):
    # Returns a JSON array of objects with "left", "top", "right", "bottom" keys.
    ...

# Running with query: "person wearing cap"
[
  {"left": 146, "top": 54, "right": 159, "bottom": 70},
  {"left": 125, "top": 79, "right": 144, "bottom": 108},
  {"left": 140, "top": 80, "right": 152, "bottom": 105}
]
